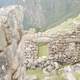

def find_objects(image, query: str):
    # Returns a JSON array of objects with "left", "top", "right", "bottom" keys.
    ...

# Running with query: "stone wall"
[
  {"left": 18, "top": 27, "right": 80, "bottom": 80},
  {"left": 19, "top": 28, "right": 80, "bottom": 70},
  {"left": 17, "top": 35, "right": 38, "bottom": 69},
  {"left": 48, "top": 25, "right": 80, "bottom": 65}
]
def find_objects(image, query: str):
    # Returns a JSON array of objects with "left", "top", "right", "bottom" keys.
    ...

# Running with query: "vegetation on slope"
[{"left": 45, "top": 14, "right": 80, "bottom": 35}]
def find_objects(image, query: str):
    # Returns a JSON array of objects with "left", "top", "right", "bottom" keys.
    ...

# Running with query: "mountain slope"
[{"left": 45, "top": 14, "right": 80, "bottom": 35}]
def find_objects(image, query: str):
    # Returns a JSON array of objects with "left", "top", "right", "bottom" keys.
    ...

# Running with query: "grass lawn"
[
  {"left": 50, "top": 69, "right": 64, "bottom": 80},
  {"left": 26, "top": 68, "right": 65, "bottom": 80},
  {"left": 26, "top": 68, "right": 44, "bottom": 80}
]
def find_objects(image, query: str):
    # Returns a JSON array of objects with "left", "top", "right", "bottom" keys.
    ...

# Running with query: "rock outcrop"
[
  {"left": 0, "top": 27, "right": 7, "bottom": 51},
  {"left": 0, "top": 5, "right": 23, "bottom": 80}
]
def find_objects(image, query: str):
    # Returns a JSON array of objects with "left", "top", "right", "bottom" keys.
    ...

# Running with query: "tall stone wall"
[{"left": 48, "top": 25, "right": 80, "bottom": 65}]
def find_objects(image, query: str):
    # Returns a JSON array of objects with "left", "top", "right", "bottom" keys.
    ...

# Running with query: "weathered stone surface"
[
  {"left": 0, "top": 5, "right": 23, "bottom": 80},
  {"left": 0, "top": 28, "right": 7, "bottom": 51},
  {"left": 0, "top": 45, "right": 18, "bottom": 80}
]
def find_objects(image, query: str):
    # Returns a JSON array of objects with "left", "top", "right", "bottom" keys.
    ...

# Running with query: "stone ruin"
[
  {"left": 16, "top": 24, "right": 80, "bottom": 80},
  {"left": 1, "top": 5, "right": 80, "bottom": 80},
  {"left": 49, "top": 26, "right": 80, "bottom": 65}
]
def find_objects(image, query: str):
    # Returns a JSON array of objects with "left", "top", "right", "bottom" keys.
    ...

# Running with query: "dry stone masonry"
[{"left": 49, "top": 25, "right": 80, "bottom": 65}]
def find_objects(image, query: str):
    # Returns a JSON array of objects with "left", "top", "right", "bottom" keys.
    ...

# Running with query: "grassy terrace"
[
  {"left": 26, "top": 68, "right": 65, "bottom": 80},
  {"left": 45, "top": 14, "right": 80, "bottom": 35},
  {"left": 26, "top": 67, "right": 80, "bottom": 80},
  {"left": 74, "top": 72, "right": 80, "bottom": 80},
  {"left": 26, "top": 68, "right": 44, "bottom": 80}
]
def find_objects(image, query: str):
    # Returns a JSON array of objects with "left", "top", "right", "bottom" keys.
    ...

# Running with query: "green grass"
[
  {"left": 50, "top": 70, "right": 64, "bottom": 80},
  {"left": 26, "top": 68, "right": 65, "bottom": 80},
  {"left": 26, "top": 68, "right": 44, "bottom": 80},
  {"left": 38, "top": 43, "right": 49, "bottom": 57},
  {"left": 74, "top": 72, "right": 80, "bottom": 80},
  {"left": 74, "top": 14, "right": 80, "bottom": 21}
]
